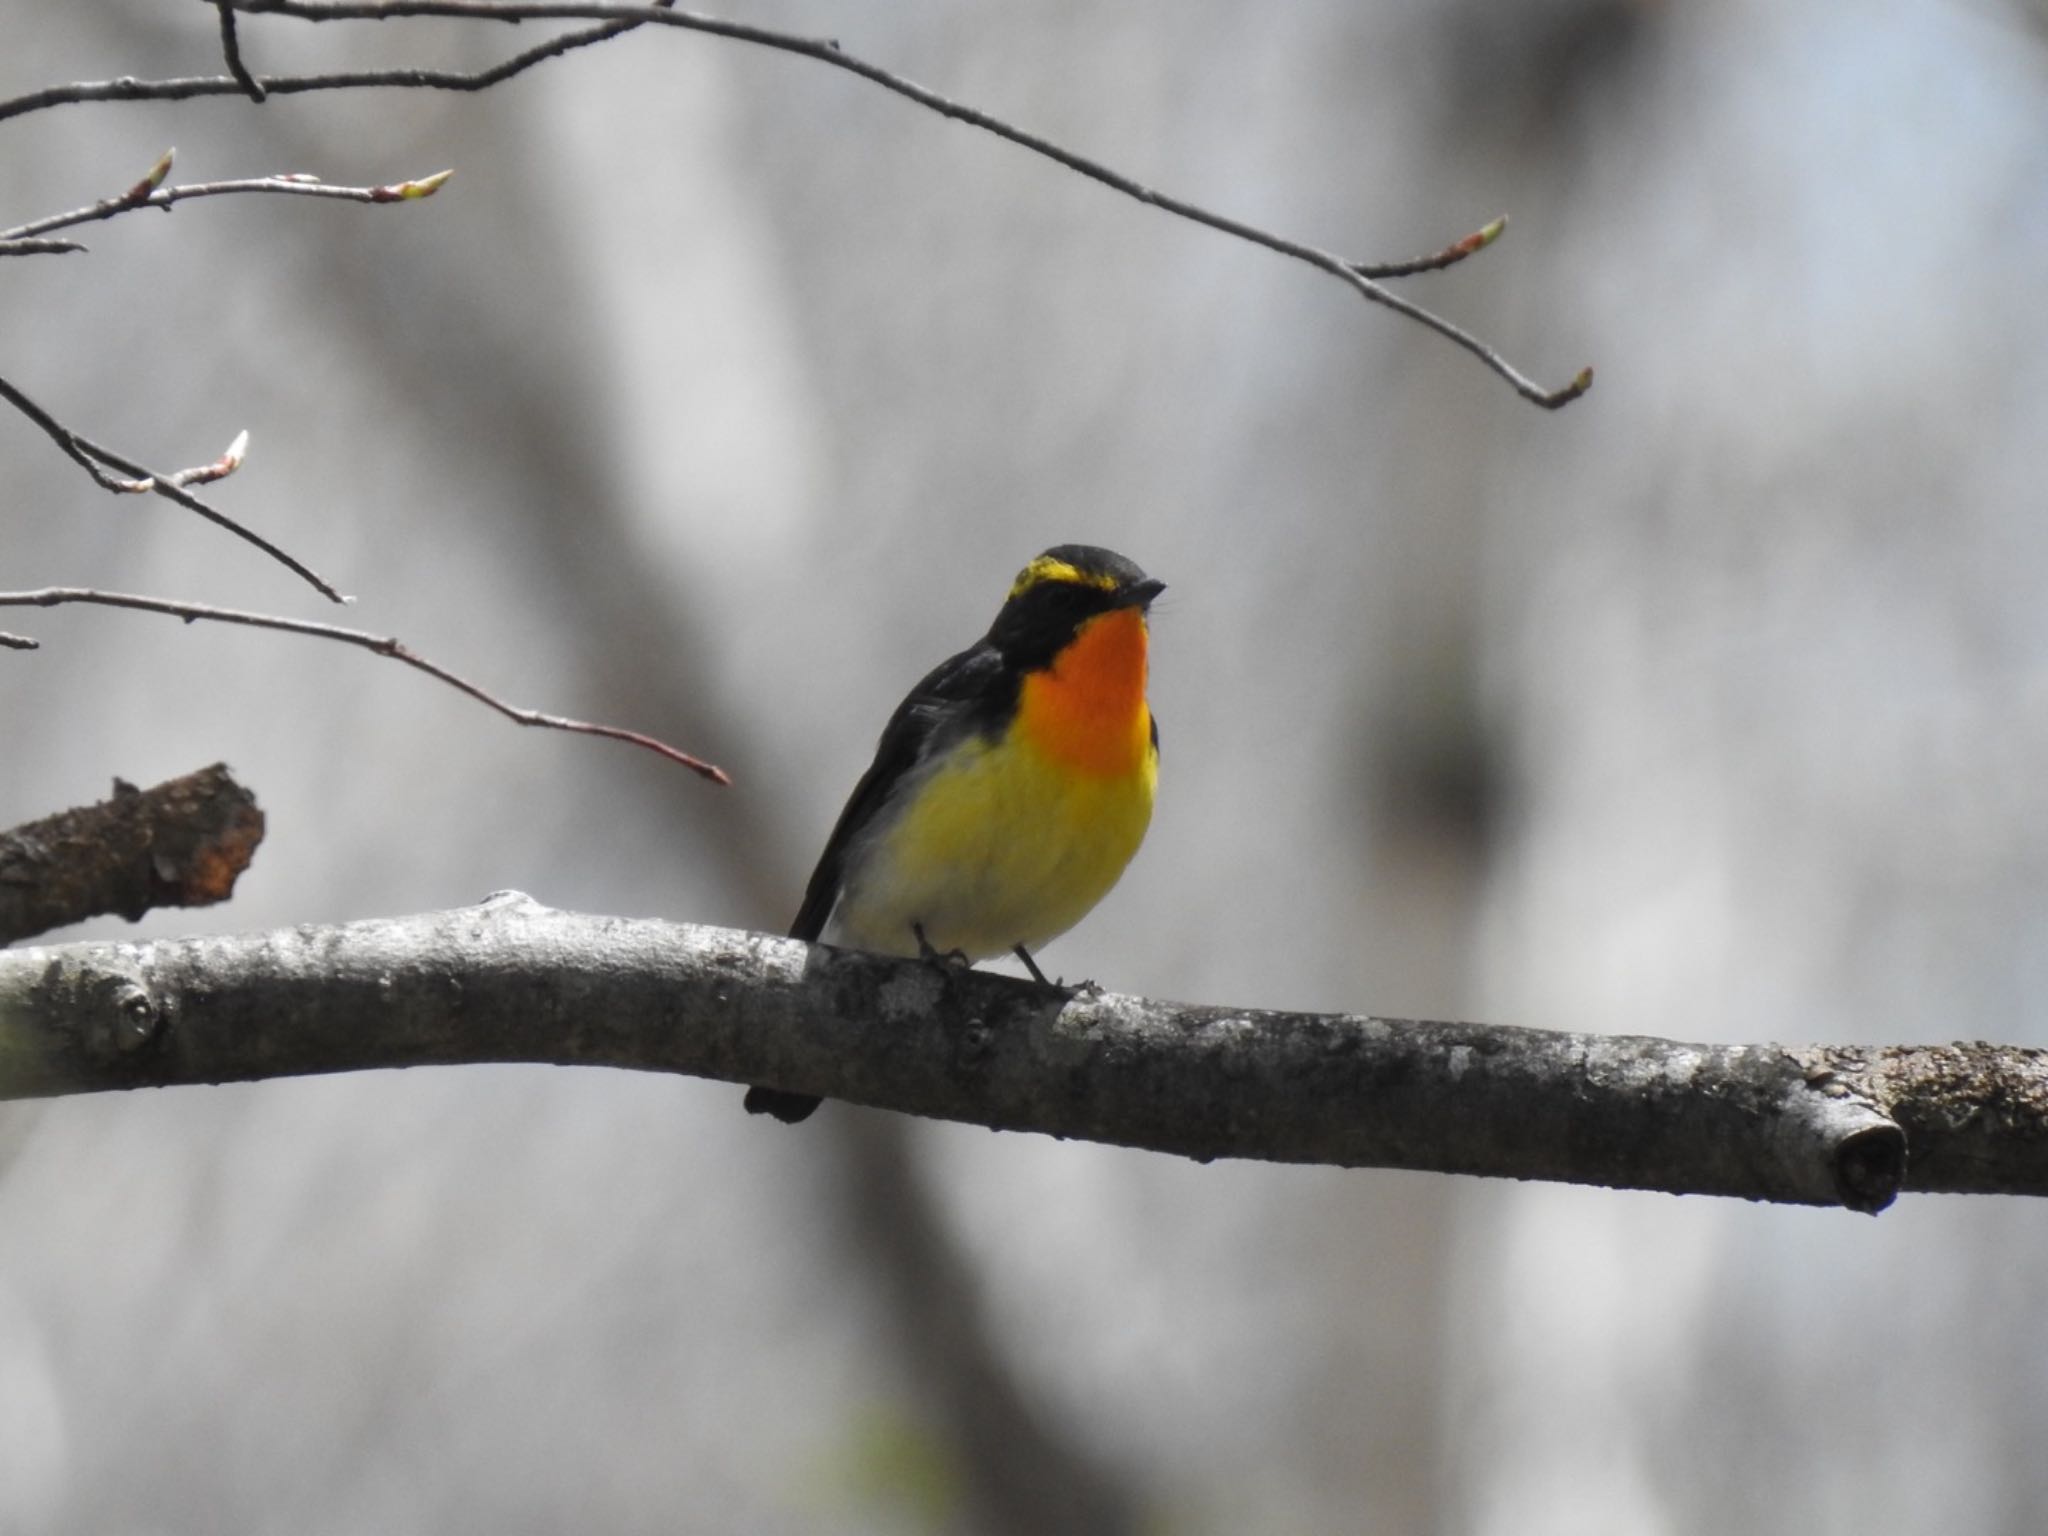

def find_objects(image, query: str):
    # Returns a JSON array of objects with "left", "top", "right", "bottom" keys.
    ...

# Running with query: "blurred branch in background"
[
  {"left": 0, "top": 0, "right": 1592, "bottom": 407},
  {"left": 0, "top": 589, "right": 732, "bottom": 783},
  {"left": 0, "top": 765, "right": 265, "bottom": 945},
  {"left": 836, "top": 1112, "right": 1142, "bottom": 1536},
  {"left": 5, "top": 895, "right": 2046, "bottom": 1212}
]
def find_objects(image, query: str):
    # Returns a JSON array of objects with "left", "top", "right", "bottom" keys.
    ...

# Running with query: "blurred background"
[{"left": 5, "top": 1, "right": 2048, "bottom": 1531}]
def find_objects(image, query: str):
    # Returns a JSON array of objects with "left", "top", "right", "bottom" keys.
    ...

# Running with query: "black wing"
[{"left": 788, "top": 639, "right": 1014, "bottom": 941}]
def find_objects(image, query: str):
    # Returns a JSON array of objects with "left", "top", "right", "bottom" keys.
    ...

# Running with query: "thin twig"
[
  {"left": 70, "top": 428, "right": 254, "bottom": 497},
  {"left": 116, "top": 430, "right": 251, "bottom": 493},
  {"left": 0, "top": 587, "right": 732, "bottom": 785},
  {"left": 0, "top": 632, "right": 39, "bottom": 650},
  {"left": 0, "top": 373, "right": 163, "bottom": 493},
  {"left": 0, "top": 373, "right": 345, "bottom": 602},
  {"left": 258, "top": 1, "right": 1596, "bottom": 406},
  {"left": 0, "top": 238, "right": 88, "bottom": 257},
  {"left": 0, "top": 3, "right": 674, "bottom": 123},
  {"left": 10, "top": 1, "right": 1590, "bottom": 406},
  {"left": 5, "top": 144, "right": 187, "bottom": 255},
  {"left": 229, "top": 0, "right": 1591, "bottom": 406},
  {"left": 215, "top": 0, "right": 269, "bottom": 100},
  {"left": 0, "top": 154, "right": 454, "bottom": 246},
  {"left": 1352, "top": 214, "right": 1507, "bottom": 279}
]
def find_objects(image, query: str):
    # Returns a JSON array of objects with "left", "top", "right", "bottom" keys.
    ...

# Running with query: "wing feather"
[{"left": 788, "top": 640, "right": 1013, "bottom": 940}]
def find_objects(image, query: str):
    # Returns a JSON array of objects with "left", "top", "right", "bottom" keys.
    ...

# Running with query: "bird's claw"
[{"left": 914, "top": 923, "right": 971, "bottom": 969}]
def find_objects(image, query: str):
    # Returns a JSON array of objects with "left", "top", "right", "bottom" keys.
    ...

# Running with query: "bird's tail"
[{"left": 744, "top": 1085, "right": 821, "bottom": 1123}]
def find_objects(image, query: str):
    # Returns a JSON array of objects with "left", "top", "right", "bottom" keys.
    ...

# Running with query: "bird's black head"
[{"left": 987, "top": 545, "right": 1165, "bottom": 670}]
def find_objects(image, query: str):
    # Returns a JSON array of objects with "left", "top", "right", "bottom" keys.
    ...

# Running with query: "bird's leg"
[
  {"left": 1012, "top": 944, "right": 1057, "bottom": 986},
  {"left": 914, "top": 922, "right": 971, "bottom": 969},
  {"left": 1015, "top": 943, "right": 1100, "bottom": 994}
]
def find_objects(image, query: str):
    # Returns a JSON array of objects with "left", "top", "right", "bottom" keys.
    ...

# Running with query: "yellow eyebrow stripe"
[{"left": 1008, "top": 555, "right": 1119, "bottom": 600}]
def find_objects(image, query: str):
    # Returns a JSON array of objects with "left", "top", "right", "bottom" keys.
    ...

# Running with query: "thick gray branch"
[{"left": 2, "top": 894, "right": 2041, "bottom": 1213}]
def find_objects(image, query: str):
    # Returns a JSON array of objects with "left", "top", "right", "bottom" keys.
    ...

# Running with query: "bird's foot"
[
  {"left": 914, "top": 923, "right": 972, "bottom": 970},
  {"left": 1013, "top": 944, "right": 1094, "bottom": 992}
]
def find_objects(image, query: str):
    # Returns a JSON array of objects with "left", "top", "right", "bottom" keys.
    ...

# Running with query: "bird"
[{"left": 745, "top": 544, "right": 1164, "bottom": 1123}]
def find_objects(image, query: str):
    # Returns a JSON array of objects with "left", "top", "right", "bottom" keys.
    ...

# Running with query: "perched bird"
[{"left": 746, "top": 545, "right": 1164, "bottom": 1122}]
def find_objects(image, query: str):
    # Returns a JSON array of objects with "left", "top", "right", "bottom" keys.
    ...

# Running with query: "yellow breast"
[{"left": 826, "top": 608, "right": 1157, "bottom": 961}]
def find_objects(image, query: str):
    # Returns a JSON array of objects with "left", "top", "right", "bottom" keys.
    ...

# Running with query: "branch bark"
[
  {"left": 2, "top": 894, "right": 2041, "bottom": 1212},
  {"left": 0, "top": 764, "right": 265, "bottom": 944}
]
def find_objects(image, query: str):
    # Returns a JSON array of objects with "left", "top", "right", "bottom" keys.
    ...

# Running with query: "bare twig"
[
  {"left": 6, "top": 2, "right": 1590, "bottom": 406},
  {"left": 0, "top": 148, "right": 454, "bottom": 247},
  {"left": 1352, "top": 214, "right": 1508, "bottom": 279},
  {"left": 6, "top": 896, "right": 2045, "bottom": 1211},
  {"left": 0, "top": 632, "right": 39, "bottom": 650},
  {"left": 214, "top": 0, "right": 270, "bottom": 101},
  {"left": 0, "top": 238, "right": 87, "bottom": 257},
  {"left": 0, "top": 3, "right": 674, "bottom": 123},
  {"left": 69, "top": 424, "right": 254, "bottom": 497},
  {"left": 0, "top": 587, "right": 732, "bottom": 784},
  {"left": 0, "top": 373, "right": 344, "bottom": 602},
  {"left": 0, "top": 765, "right": 266, "bottom": 945},
  {"left": 1, "top": 371, "right": 187, "bottom": 495},
  {"left": 0, "top": 144, "right": 186, "bottom": 255},
  {"left": 129, "top": 430, "right": 251, "bottom": 493},
  {"left": 225, "top": 0, "right": 1591, "bottom": 407}
]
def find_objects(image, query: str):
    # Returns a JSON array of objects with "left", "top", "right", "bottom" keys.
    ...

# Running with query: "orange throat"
[{"left": 1017, "top": 607, "right": 1153, "bottom": 777}]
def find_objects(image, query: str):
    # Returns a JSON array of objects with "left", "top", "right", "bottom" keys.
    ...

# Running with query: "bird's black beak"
[{"left": 1124, "top": 578, "right": 1166, "bottom": 609}]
